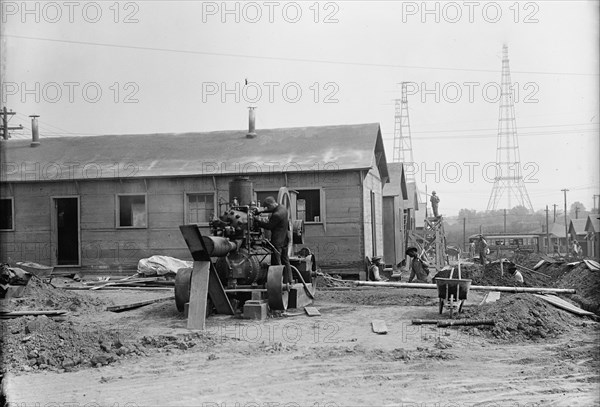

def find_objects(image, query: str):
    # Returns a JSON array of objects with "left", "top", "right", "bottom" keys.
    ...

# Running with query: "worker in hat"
[
  {"left": 430, "top": 191, "right": 440, "bottom": 218},
  {"left": 507, "top": 262, "right": 524, "bottom": 283},
  {"left": 476, "top": 234, "right": 489, "bottom": 265},
  {"left": 368, "top": 256, "right": 385, "bottom": 281},
  {"left": 254, "top": 196, "right": 292, "bottom": 285},
  {"left": 405, "top": 247, "right": 431, "bottom": 283}
]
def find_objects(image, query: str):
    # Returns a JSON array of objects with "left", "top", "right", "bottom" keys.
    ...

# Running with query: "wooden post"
[{"left": 187, "top": 261, "right": 211, "bottom": 330}]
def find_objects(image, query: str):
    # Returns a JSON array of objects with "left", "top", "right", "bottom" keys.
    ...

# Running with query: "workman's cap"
[{"left": 262, "top": 196, "right": 277, "bottom": 206}]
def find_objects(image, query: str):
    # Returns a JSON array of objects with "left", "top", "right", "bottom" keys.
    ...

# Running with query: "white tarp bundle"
[{"left": 137, "top": 255, "right": 192, "bottom": 276}]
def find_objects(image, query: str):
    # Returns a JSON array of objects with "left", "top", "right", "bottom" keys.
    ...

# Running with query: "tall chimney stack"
[
  {"left": 30, "top": 115, "right": 40, "bottom": 147},
  {"left": 246, "top": 106, "right": 257, "bottom": 139}
]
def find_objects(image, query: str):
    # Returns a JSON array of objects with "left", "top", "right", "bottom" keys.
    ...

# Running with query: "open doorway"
[{"left": 52, "top": 197, "right": 80, "bottom": 266}]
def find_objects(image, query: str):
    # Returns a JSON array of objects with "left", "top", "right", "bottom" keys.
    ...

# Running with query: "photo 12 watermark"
[
  {"left": 198, "top": 160, "right": 341, "bottom": 184},
  {"left": 201, "top": 1, "right": 340, "bottom": 23},
  {"left": 201, "top": 81, "right": 340, "bottom": 104},
  {"left": 1, "top": 161, "right": 140, "bottom": 182},
  {"left": 206, "top": 321, "right": 341, "bottom": 345},
  {"left": 404, "top": 161, "right": 540, "bottom": 184},
  {"left": 401, "top": 1, "right": 540, "bottom": 24},
  {"left": 1, "top": 1, "right": 140, "bottom": 23},
  {"left": 403, "top": 82, "right": 539, "bottom": 104},
  {"left": 1, "top": 82, "right": 140, "bottom": 104}
]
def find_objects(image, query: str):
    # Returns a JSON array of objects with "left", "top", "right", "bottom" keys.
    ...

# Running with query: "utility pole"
[
  {"left": 503, "top": 209, "right": 507, "bottom": 233},
  {"left": 553, "top": 204, "right": 558, "bottom": 223},
  {"left": 575, "top": 205, "right": 580, "bottom": 219},
  {"left": 594, "top": 194, "right": 600, "bottom": 214},
  {"left": 463, "top": 217, "right": 466, "bottom": 251},
  {"left": 545, "top": 205, "right": 550, "bottom": 254},
  {"left": 562, "top": 189, "right": 569, "bottom": 253},
  {"left": 479, "top": 224, "right": 483, "bottom": 234},
  {"left": 1, "top": 107, "right": 23, "bottom": 140}
]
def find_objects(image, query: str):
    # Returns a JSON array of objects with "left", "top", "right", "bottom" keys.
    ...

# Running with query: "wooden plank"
[
  {"left": 514, "top": 262, "right": 550, "bottom": 278},
  {"left": 584, "top": 259, "right": 600, "bottom": 271},
  {"left": 187, "top": 261, "right": 210, "bottom": 330},
  {"left": 533, "top": 294, "right": 594, "bottom": 316},
  {"left": 0, "top": 310, "right": 67, "bottom": 317},
  {"left": 411, "top": 319, "right": 440, "bottom": 325},
  {"left": 356, "top": 281, "right": 576, "bottom": 294},
  {"left": 371, "top": 319, "right": 388, "bottom": 334},
  {"left": 304, "top": 306, "right": 321, "bottom": 317},
  {"left": 480, "top": 291, "right": 501, "bottom": 305},
  {"left": 208, "top": 263, "right": 234, "bottom": 315},
  {"left": 533, "top": 260, "right": 546, "bottom": 270},
  {"left": 106, "top": 295, "right": 174, "bottom": 312},
  {"left": 62, "top": 286, "right": 173, "bottom": 291}
]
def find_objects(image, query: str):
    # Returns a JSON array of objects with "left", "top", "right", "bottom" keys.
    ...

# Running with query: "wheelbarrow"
[
  {"left": 435, "top": 277, "right": 471, "bottom": 318},
  {"left": 435, "top": 253, "right": 471, "bottom": 318}
]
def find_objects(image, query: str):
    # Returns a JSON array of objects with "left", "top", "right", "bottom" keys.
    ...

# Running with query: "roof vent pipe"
[
  {"left": 30, "top": 115, "right": 40, "bottom": 147},
  {"left": 246, "top": 107, "right": 257, "bottom": 139}
]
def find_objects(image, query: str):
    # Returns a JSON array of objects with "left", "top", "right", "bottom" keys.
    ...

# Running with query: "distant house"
[
  {"left": 382, "top": 162, "right": 411, "bottom": 267},
  {"left": 569, "top": 219, "right": 588, "bottom": 256},
  {"left": 0, "top": 123, "right": 389, "bottom": 276},
  {"left": 542, "top": 223, "right": 568, "bottom": 254},
  {"left": 584, "top": 215, "right": 599, "bottom": 259}
]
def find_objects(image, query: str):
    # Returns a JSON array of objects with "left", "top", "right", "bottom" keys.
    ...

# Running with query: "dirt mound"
[
  {"left": 4, "top": 278, "right": 110, "bottom": 314},
  {"left": 318, "top": 288, "right": 436, "bottom": 306},
  {"left": 1, "top": 315, "right": 144, "bottom": 374},
  {"left": 555, "top": 263, "right": 600, "bottom": 314},
  {"left": 461, "top": 293, "right": 579, "bottom": 342},
  {"left": 1, "top": 316, "right": 224, "bottom": 375}
]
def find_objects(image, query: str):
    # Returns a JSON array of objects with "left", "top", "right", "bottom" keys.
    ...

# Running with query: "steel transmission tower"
[
  {"left": 392, "top": 82, "right": 415, "bottom": 181},
  {"left": 487, "top": 45, "right": 534, "bottom": 213}
]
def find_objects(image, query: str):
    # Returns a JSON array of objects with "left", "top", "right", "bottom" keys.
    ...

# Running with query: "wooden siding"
[{"left": 0, "top": 169, "right": 374, "bottom": 271}]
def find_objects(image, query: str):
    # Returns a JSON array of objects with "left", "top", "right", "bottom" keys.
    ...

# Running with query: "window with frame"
[
  {"left": 118, "top": 195, "right": 147, "bottom": 228},
  {"left": 186, "top": 193, "right": 215, "bottom": 224},
  {"left": 0, "top": 198, "right": 14, "bottom": 230},
  {"left": 296, "top": 189, "right": 321, "bottom": 222},
  {"left": 255, "top": 191, "right": 278, "bottom": 207}
]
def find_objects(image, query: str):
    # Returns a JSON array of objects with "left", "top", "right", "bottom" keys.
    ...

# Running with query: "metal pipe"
[{"left": 354, "top": 280, "right": 576, "bottom": 294}]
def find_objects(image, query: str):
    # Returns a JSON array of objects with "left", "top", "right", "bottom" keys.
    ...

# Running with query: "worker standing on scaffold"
[{"left": 430, "top": 191, "right": 440, "bottom": 218}]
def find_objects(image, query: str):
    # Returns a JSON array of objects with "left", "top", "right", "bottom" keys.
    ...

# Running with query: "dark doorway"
[
  {"left": 371, "top": 191, "right": 377, "bottom": 257},
  {"left": 55, "top": 198, "right": 79, "bottom": 265}
]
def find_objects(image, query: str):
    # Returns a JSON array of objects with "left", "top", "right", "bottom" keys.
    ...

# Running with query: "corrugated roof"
[
  {"left": 569, "top": 218, "right": 587, "bottom": 235},
  {"left": 585, "top": 215, "right": 600, "bottom": 233},
  {"left": 1, "top": 123, "right": 388, "bottom": 183}
]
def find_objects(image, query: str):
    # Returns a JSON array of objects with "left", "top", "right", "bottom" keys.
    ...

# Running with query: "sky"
[{"left": 1, "top": 0, "right": 599, "bottom": 216}]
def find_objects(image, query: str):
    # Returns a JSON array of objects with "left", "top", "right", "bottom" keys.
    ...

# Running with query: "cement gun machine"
[{"left": 175, "top": 177, "right": 317, "bottom": 317}]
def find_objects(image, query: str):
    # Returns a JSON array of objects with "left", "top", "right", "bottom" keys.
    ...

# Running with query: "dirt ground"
[{"left": 2, "top": 265, "right": 600, "bottom": 407}]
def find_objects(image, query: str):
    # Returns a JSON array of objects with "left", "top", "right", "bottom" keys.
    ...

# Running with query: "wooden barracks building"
[{"left": 0, "top": 120, "right": 396, "bottom": 275}]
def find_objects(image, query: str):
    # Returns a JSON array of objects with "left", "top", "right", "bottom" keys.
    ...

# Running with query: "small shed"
[
  {"left": 584, "top": 215, "right": 600, "bottom": 259},
  {"left": 569, "top": 219, "right": 588, "bottom": 256},
  {"left": 382, "top": 162, "right": 410, "bottom": 267}
]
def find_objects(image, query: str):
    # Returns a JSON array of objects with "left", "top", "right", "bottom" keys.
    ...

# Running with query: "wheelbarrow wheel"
[{"left": 438, "top": 299, "right": 444, "bottom": 314}]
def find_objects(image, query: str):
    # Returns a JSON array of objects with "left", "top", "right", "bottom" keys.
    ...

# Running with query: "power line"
[{"left": 5, "top": 34, "right": 598, "bottom": 77}]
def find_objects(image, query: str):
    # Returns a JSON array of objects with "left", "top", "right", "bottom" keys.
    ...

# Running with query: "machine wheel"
[
  {"left": 267, "top": 265, "right": 289, "bottom": 310},
  {"left": 174, "top": 267, "right": 214, "bottom": 317},
  {"left": 175, "top": 267, "right": 193, "bottom": 312}
]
